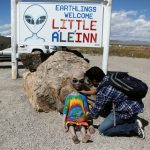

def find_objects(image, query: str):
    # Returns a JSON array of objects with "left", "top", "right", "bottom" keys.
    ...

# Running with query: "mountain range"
[
  {"left": 0, "top": 36, "right": 150, "bottom": 51},
  {"left": 0, "top": 36, "right": 11, "bottom": 50},
  {"left": 110, "top": 39, "right": 150, "bottom": 46}
]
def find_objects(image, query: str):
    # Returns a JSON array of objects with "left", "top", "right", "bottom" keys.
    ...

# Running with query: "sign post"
[
  {"left": 11, "top": 0, "right": 18, "bottom": 79},
  {"left": 102, "top": 0, "right": 112, "bottom": 74}
]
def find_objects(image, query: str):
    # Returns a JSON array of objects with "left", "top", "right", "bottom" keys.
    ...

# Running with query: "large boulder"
[
  {"left": 23, "top": 51, "right": 90, "bottom": 112},
  {"left": 19, "top": 49, "right": 89, "bottom": 72}
]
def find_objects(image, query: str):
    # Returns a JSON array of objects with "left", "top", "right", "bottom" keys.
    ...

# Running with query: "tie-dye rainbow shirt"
[{"left": 63, "top": 93, "right": 89, "bottom": 126}]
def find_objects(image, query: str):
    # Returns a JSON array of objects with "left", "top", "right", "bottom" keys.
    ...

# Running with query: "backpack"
[{"left": 104, "top": 72, "right": 148, "bottom": 100}]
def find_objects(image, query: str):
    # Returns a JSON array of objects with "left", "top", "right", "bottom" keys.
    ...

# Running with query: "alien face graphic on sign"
[{"left": 23, "top": 4, "right": 47, "bottom": 42}]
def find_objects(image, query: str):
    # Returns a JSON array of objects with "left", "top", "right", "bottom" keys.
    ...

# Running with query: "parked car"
[{"left": 0, "top": 45, "right": 59, "bottom": 58}]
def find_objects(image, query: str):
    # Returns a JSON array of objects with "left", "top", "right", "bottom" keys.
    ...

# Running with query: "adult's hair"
[{"left": 85, "top": 66, "right": 105, "bottom": 82}]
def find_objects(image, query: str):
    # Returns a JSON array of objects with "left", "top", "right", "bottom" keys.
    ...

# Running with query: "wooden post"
[
  {"left": 11, "top": 0, "right": 18, "bottom": 79},
  {"left": 102, "top": 0, "right": 112, "bottom": 74}
]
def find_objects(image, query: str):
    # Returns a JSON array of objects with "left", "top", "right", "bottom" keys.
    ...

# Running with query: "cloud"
[
  {"left": 111, "top": 10, "right": 150, "bottom": 41},
  {"left": 0, "top": 24, "right": 11, "bottom": 36},
  {"left": 1, "top": 10, "right": 150, "bottom": 42}
]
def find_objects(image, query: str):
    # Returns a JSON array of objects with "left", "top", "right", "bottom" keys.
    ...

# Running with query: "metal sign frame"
[{"left": 11, "top": 0, "right": 112, "bottom": 79}]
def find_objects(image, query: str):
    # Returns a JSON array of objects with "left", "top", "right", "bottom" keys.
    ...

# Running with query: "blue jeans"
[{"left": 98, "top": 112, "right": 138, "bottom": 136}]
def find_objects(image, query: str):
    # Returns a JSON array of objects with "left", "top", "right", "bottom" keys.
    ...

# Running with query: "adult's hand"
[
  {"left": 76, "top": 114, "right": 86, "bottom": 122},
  {"left": 76, "top": 113, "right": 93, "bottom": 122}
]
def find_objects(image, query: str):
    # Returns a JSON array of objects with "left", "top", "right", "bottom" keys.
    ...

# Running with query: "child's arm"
[
  {"left": 62, "top": 114, "right": 68, "bottom": 132},
  {"left": 62, "top": 114, "right": 67, "bottom": 127},
  {"left": 63, "top": 95, "right": 70, "bottom": 131},
  {"left": 80, "top": 89, "right": 96, "bottom": 95}
]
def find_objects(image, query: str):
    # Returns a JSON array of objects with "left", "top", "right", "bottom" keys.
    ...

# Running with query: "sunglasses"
[{"left": 72, "top": 78, "right": 84, "bottom": 84}]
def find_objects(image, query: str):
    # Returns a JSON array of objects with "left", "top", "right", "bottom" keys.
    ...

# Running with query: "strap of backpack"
[
  {"left": 110, "top": 72, "right": 133, "bottom": 92},
  {"left": 112, "top": 102, "right": 116, "bottom": 127}
]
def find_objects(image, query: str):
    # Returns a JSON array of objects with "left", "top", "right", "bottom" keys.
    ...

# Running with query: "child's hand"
[{"left": 64, "top": 124, "right": 68, "bottom": 132}]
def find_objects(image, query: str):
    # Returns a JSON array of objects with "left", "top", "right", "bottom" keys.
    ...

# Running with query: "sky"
[{"left": 0, "top": 0, "right": 150, "bottom": 42}]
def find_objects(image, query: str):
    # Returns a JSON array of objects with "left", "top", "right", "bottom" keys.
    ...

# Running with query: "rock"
[
  {"left": 23, "top": 51, "right": 90, "bottom": 112},
  {"left": 19, "top": 53, "right": 52, "bottom": 72},
  {"left": 61, "top": 47, "right": 90, "bottom": 63}
]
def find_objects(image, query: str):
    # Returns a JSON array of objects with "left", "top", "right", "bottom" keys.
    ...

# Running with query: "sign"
[{"left": 17, "top": 2, "right": 104, "bottom": 47}]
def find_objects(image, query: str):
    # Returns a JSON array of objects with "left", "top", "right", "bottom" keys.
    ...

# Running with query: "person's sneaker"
[{"left": 136, "top": 119, "right": 145, "bottom": 139}]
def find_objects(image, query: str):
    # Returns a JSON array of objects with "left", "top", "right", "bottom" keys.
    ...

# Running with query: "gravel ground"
[{"left": 0, "top": 55, "right": 150, "bottom": 150}]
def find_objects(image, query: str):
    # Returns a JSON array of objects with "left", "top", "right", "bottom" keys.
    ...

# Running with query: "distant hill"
[
  {"left": 0, "top": 36, "right": 11, "bottom": 50},
  {"left": 0, "top": 35, "right": 150, "bottom": 51},
  {"left": 110, "top": 40, "right": 150, "bottom": 46}
]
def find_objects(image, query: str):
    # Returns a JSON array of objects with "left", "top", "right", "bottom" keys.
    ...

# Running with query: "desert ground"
[{"left": 0, "top": 54, "right": 150, "bottom": 150}]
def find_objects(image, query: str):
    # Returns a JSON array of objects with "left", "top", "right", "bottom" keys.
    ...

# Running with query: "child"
[{"left": 63, "top": 69, "right": 94, "bottom": 144}]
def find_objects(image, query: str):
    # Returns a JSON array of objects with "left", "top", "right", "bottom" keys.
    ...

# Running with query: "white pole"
[
  {"left": 102, "top": 0, "right": 112, "bottom": 74},
  {"left": 11, "top": 0, "right": 18, "bottom": 79}
]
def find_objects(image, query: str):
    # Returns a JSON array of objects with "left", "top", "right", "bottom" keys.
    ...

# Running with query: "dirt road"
[{"left": 0, "top": 55, "right": 150, "bottom": 150}]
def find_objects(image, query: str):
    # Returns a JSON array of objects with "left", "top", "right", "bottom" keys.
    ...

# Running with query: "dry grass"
[{"left": 71, "top": 45, "right": 150, "bottom": 58}]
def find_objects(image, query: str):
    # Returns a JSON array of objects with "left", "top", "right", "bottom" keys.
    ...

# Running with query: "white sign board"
[{"left": 17, "top": 2, "right": 104, "bottom": 47}]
